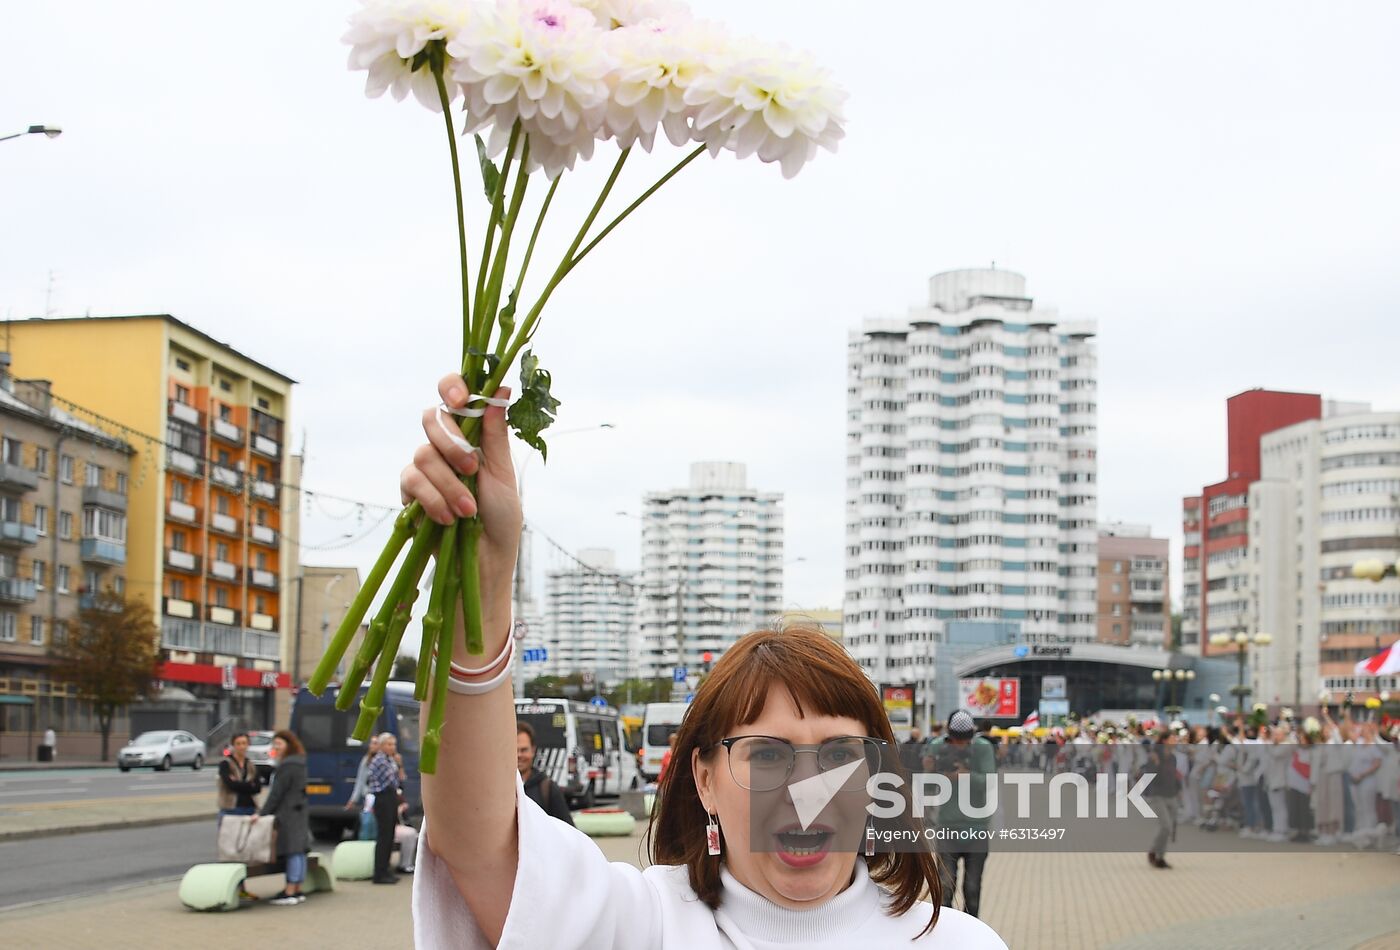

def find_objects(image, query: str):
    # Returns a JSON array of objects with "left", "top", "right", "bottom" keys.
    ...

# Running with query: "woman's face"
[
  {"left": 272, "top": 736, "right": 288, "bottom": 757},
  {"left": 693, "top": 683, "right": 872, "bottom": 911},
  {"left": 232, "top": 736, "right": 249, "bottom": 756}
]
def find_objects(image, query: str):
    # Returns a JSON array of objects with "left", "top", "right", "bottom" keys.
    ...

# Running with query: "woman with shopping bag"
[{"left": 251, "top": 730, "right": 310, "bottom": 906}]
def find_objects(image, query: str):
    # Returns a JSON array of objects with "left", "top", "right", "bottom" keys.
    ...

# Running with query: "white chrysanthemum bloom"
[
  {"left": 683, "top": 38, "right": 847, "bottom": 178},
  {"left": 601, "top": 18, "right": 730, "bottom": 151},
  {"left": 570, "top": 0, "right": 691, "bottom": 31},
  {"left": 343, "top": 0, "right": 473, "bottom": 112},
  {"left": 449, "top": 0, "right": 612, "bottom": 155}
]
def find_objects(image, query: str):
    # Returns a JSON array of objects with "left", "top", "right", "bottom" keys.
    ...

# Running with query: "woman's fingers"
[
  {"left": 399, "top": 457, "right": 475, "bottom": 526},
  {"left": 476, "top": 386, "right": 515, "bottom": 484},
  {"left": 420, "top": 405, "right": 481, "bottom": 477},
  {"left": 412, "top": 443, "right": 477, "bottom": 521},
  {"left": 437, "top": 373, "right": 469, "bottom": 409}
]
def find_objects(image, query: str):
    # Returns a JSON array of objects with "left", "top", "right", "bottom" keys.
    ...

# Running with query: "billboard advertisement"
[
  {"left": 881, "top": 684, "right": 916, "bottom": 741},
  {"left": 958, "top": 677, "right": 1020, "bottom": 718}
]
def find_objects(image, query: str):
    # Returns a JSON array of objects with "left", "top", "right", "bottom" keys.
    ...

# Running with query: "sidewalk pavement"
[
  {"left": 0, "top": 790, "right": 213, "bottom": 841},
  {"left": 1, "top": 822, "right": 1396, "bottom": 949}
]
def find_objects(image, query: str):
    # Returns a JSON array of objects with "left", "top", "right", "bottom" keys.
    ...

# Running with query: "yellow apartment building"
[{"left": 4, "top": 315, "right": 299, "bottom": 728}]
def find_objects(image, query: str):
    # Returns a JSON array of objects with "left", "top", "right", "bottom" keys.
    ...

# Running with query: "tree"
[
  {"left": 392, "top": 653, "right": 418, "bottom": 683},
  {"left": 1169, "top": 611, "right": 1182, "bottom": 653},
  {"left": 51, "top": 590, "right": 160, "bottom": 760},
  {"left": 604, "top": 678, "right": 673, "bottom": 707}
]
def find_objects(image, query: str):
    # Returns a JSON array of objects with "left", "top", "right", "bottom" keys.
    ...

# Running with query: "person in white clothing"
[
  {"left": 1264, "top": 725, "right": 1292, "bottom": 842},
  {"left": 401, "top": 373, "right": 1007, "bottom": 950},
  {"left": 1348, "top": 724, "right": 1383, "bottom": 849}
]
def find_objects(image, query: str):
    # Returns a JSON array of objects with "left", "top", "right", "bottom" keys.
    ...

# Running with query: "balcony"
[
  {"left": 167, "top": 499, "right": 198, "bottom": 524},
  {"left": 166, "top": 549, "right": 200, "bottom": 573},
  {"left": 209, "top": 559, "right": 239, "bottom": 582},
  {"left": 211, "top": 465, "right": 241, "bottom": 490},
  {"left": 81, "top": 538, "right": 126, "bottom": 565},
  {"left": 250, "top": 612, "right": 276, "bottom": 632},
  {"left": 211, "top": 418, "right": 243, "bottom": 445},
  {"left": 250, "top": 568, "right": 277, "bottom": 590},
  {"left": 207, "top": 604, "right": 241, "bottom": 627},
  {"left": 207, "top": 624, "right": 242, "bottom": 654},
  {"left": 250, "top": 480, "right": 277, "bottom": 502},
  {"left": 244, "top": 630, "right": 279, "bottom": 659},
  {"left": 163, "top": 596, "right": 196, "bottom": 619},
  {"left": 168, "top": 400, "right": 201, "bottom": 426},
  {"left": 211, "top": 512, "right": 239, "bottom": 535},
  {"left": 78, "top": 591, "right": 121, "bottom": 612},
  {"left": 162, "top": 616, "right": 206, "bottom": 652},
  {"left": 250, "top": 524, "right": 277, "bottom": 546},
  {"left": 0, "top": 520, "right": 38, "bottom": 547},
  {"left": 0, "top": 577, "right": 37, "bottom": 604},
  {"left": 168, "top": 449, "right": 201, "bottom": 475},
  {"left": 82, "top": 485, "right": 128, "bottom": 512},
  {"left": 0, "top": 463, "right": 39, "bottom": 493}
]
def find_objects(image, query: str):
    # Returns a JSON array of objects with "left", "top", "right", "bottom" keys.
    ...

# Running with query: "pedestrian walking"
[
  {"left": 517, "top": 722, "right": 574, "bottom": 825},
  {"left": 927, "top": 710, "right": 996, "bottom": 918},
  {"left": 1144, "top": 728, "right": 1180, "bottom": 868},
  {"left": 251, "top": 730, "right": 309, "bottom": 906},
  {"left": 368, "top": 732, "right": 404, "bottom": 883},
  {"left": 401, "top": 373, "right": 1005, "bottom": 948}
]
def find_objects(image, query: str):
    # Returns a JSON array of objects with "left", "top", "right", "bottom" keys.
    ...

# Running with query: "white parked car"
[{"left": 118, "top": 730, "right": 207, "bottom": 771}]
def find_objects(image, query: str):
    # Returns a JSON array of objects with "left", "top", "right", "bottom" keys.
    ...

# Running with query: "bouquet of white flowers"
[{"left": 307, "top": 0, "right": 845, "bottom": 772}]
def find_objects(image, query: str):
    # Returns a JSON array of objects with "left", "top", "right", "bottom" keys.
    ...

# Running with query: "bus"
[
  {"left": 514, "top": 698, "right": 639, "bottom": 808},
  {"left": 291, "top": 681, "right": 421, "bottom": 841}
]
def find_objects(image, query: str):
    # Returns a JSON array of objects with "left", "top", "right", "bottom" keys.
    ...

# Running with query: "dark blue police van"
[{"left": 291, "top": 680, "right": 420, "bottom": 841}]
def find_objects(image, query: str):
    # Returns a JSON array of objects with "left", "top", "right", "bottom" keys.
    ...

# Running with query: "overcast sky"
[{"left": 4, "top": 1, "right": 1398, "bottom": 628}]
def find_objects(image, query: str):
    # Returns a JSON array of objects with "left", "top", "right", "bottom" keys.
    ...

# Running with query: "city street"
[
  {"left": 0, "top": 819, "right": 210, "bottom": 910},
  {"left": 0, "top": 767, "right": 217, "bottom": 810}
]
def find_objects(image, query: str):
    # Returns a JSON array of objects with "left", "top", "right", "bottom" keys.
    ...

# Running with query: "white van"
[
  {"left": 515, "top": 698, "right": 639, "bottom": 808},
  {"left": 641, "top": 702, "right": 691, "bottom": 781}
]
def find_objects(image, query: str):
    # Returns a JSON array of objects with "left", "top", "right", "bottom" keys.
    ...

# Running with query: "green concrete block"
[
  {"left": 575, "top": 809, "right": 637, "bottom": 837},
  {"left": 179, "top": 863, "right": 247, "bottom": 912},
  {"left": 332, "top": 840, "right": 377, "bottom": 880},
  {"left": 304, "top": 851, "right": 335, "bottom": 894}
]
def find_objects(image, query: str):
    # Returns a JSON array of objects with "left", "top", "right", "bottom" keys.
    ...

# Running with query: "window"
[
  {"left": 1112, "top": 623, "right": 1122, "bottom": 636},
  {"left": 257, "top": 397, "right": 270, "bottom": 410},
  {"left": 1, "top": 437, "right": 21, "bottom": 465},
  {"left": 34, "top": 446, "right": 49, "bottom": 475},
  {"left": 219, "top": 379, "right": 231, "bottom": 393},
  {"left": 215, "top": 587, "right": 228, "bottom": 607},
  {"left": 0, "top": 553, "right": 14, "bottom": 578},
  {"left": 59, "top": 455, "right": 74, "bottom": 484},
  {"left": 33, "top": 560, "right": 45, "bottom": 590},
  {"left": 29, "top": 615, "right": 43, "bottom": 645},
  {"left": 216, "top": 493, "right": 229, "bottom": 514},
  {"left": 34, "top": 505, "right": 47, "bottom": 536},
  {"left": 1111, "top": 604, "right": 1122, "bottom": 617},
  {"left": 82, "top": 507, "right": 126, "bottom": 542},
  {"left": 218, "top": 403, "right": 232, "bottom": 420},
  {"left": 52, "top": 620, "right": 67, "bottom": 644},
  {"left": 255, "top": 595, "right": 266, "bottom": 613},
  {"left": 175, "top": 383, "right": 190, "bottom": 404},
  {"left": 59, "top": 511, "right": 73, "bottom": 540},
  {"left": 175, "top": 358, "right": 191, "bottom": 372},
  {"left": 255, "top": 551, "right": 267, "bottom": 570},
  {"left": 84, "top": 569, "right": 100, "bottom": 593},
  {"left": 0, "top": 613, "right": 15, "bottom": 643},
  {"left": 116, "top": 473, "right": 128, "bottom": 495},
  {"left": 172, "top": 479, "right": 186, "bottom": 502},
  {"left": 170, "top": 578, "right": 185, "bottom": 599},
  {"left": 1111, "top": 582, "right": 1121, "bottom": 594},
  {"left": 85, "top": 463, "right": 104, "bottom": 487},
  {"left": 215, "top": 541, "right": 229, "bottom": 561},
  {"left": 172, "top": 531, "right": 186, "bottom": 552},
  {"left": 113, "top": 576, "right": 125, "bottom": 595},
  {"left": 57, "top": 565, "right": 70, "bottom": 593}
]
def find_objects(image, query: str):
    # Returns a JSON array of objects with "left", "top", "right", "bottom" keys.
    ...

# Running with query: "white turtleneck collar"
[{"left": 713, "top": 859, "right": 883, "bottom": 945}]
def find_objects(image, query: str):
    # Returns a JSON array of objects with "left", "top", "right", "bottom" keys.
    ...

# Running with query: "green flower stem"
[
  {"left": 419, "top": 561, "right": 461, "bottom": 775},
  {"left": 496, "top": 174, "right": 560, "bottom": 361},
  {"left": 432, "top": 61, "right": 472, "bottom": 364},
  {"left": 416, "top": 520, "right": 459, "bottom": 701},
  {"left": 569, "top": 145, "right": 706, "bottom": 272},
  {"left": 307, "top": 507, "right": 417, "bottom": 696},
  {"left": 353, "top": 575, "right": 424, "bottom": 741},
  {"left": 336, "top": 517, "right": 441, "bottom": 711},
  {"left": 477, "top": 136, "right": 531, "bottom": 360},
  {"left": 467, "top": 123, "right": 520, "bottom": 386},
  {"left": 458, "top": 515, "right": 485, "bottom": 655}
]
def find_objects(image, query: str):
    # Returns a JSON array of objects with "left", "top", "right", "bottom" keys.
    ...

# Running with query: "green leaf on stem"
[
  {"left": 507, "top": 350, "right": 561, "bottom": 462},
  {"left": 466, "top": 346, "right": 500, "bottom": 381},
  {"left": 498, "top": 286, "right": 518, "bottom": 336},
  {"left": 473, "top": 134, "right": 501, "bottom": 206}
]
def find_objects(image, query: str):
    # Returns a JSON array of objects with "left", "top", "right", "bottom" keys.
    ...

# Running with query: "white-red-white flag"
[
  {"left": 1355, "top": 644, "right": 1400, "bottom": 677},
  {"left": 1022, "top": 710, "right": 1040, "bottom": 730}
]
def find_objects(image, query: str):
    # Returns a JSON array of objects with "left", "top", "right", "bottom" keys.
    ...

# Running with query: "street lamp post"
[
  {"left": 1153, "top": 667, "right": 1195, "bottom": 718},
  {"left": 1209, "top": 627, "right": 1273, "bottom": 714},
  {"left": 0, "top": 125, "right": 62, "bottom": 143}
]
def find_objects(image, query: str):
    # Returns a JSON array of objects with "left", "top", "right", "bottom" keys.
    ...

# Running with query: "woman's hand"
[{"left": 400, "top": 374, "right": 523, "bottom": 604}]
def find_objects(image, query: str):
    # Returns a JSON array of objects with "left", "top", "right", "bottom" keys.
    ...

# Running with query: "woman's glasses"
[{"left": 717, "top": 735, "right": 888, "bottom": 792}]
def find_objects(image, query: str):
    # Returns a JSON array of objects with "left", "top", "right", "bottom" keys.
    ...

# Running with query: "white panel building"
[
  {"left": 844, "top": 267, "right": 1098, "bottom": 706},
  {"left": 542, "top": 547, "right": 638, "bottom": 685},
  {"left": 637, "top": 463, "right": 783, "bottom": 680},
  {"left": 1250, "top": 406, "right": 1400, "bottom": 705}
]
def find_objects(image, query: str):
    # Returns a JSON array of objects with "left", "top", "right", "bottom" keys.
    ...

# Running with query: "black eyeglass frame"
[{"left": 715, "top": 734, "right": 891, "bottom": 791}]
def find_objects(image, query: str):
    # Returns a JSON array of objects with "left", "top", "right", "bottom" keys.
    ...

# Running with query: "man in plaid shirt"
[{"left": 368, "top": 732, "right": 403, "bottom": 884}]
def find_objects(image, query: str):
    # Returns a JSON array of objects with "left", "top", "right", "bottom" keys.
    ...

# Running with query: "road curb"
[{"left": 0, "top": 812, "right": 211, "bottom": 843}]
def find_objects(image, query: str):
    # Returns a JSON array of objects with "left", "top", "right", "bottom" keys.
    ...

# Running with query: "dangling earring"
[
  {"left": 706, "top": 812, "right": 722, "bottom": 856},
  {"left": 863, "top": 818, "right": 876, "bottom": 857}
]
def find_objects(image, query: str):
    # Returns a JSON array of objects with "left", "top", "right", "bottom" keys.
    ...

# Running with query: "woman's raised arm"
[{"left": 406, "top": 375, "right": 523, "bottom": 944}]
